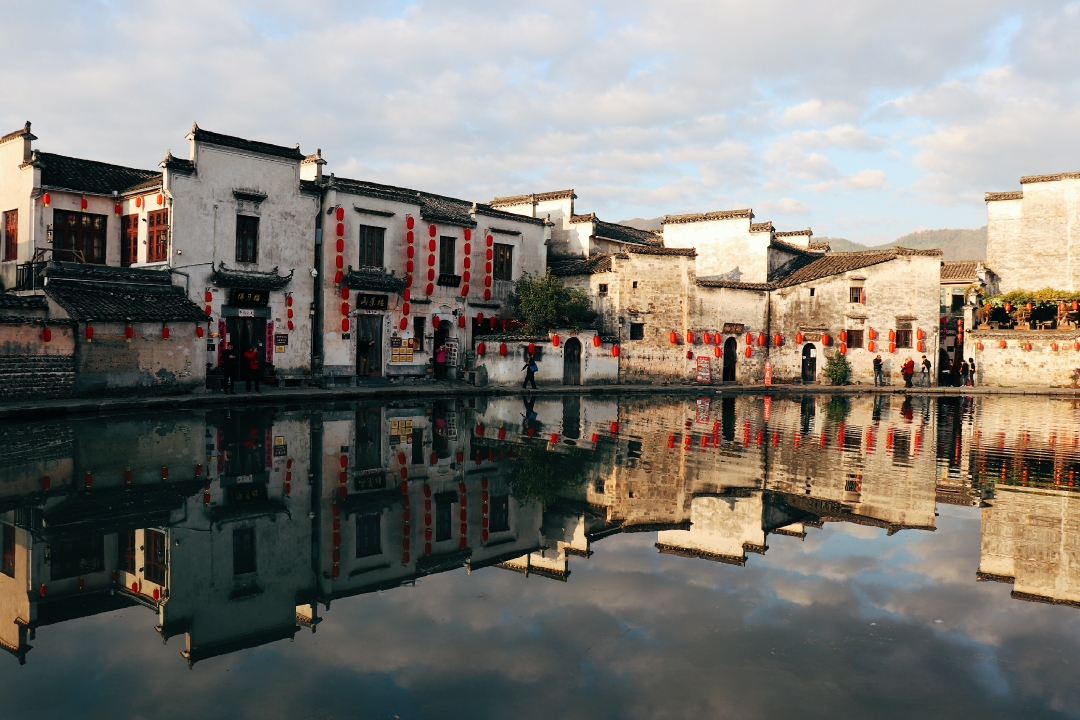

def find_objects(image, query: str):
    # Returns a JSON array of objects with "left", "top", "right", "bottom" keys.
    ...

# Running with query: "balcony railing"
[{"left": 14, "top": 261, "right": 46, "bottom": 291}]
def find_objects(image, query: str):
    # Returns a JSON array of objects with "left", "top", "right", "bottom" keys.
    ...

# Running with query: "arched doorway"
[
  {"left": 563, "top": 338, "right": 582, "bottom": 385},
  {"left": 801, "top": 344, "right": 817, "bottom": 383},
  {"left": 723, "top": 337, "right": 737, "bottom": 381}
]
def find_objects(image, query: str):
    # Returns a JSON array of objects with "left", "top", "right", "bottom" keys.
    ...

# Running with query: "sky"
[{"left": 2, "top": 0, "right": 1080, "bottom": 244}]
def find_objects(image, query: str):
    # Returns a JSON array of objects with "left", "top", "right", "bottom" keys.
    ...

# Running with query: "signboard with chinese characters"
[
  {"left": 764, "top": 361, "right": 773, "bottom": 386},
  {"left": 355, "top": 294, "right": 389, "bottom": 312},
  {"left": 355, "top": 474, "right": 387, "bottom": 491},
  {"left": 275, "top": 334, "right": 289, "bottom": 346},
  {"left": 437, "top": 274, "right": 462, "bottom": 288},
  {"left": 722, "top": 323, "right": 745, "bottom": 334},
  {"left": 695, "top": 398, "right": 711, "bottom": 424},
  {"left": 228, "top": 288, "right": 270, "bottom": 307},
  {"left": 696, "top": 356, "right": 712, "bottom": 383}
]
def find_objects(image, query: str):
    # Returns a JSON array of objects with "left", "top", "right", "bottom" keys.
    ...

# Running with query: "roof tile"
[
  {"left": 31, "top": 152, "right": 161, "bottom": 196},
  {"left": 662, "top": 208, "right": 753, "bottom": 225},
  {"left": 43, "top": 262, "right": 207, "bottom": 323}
]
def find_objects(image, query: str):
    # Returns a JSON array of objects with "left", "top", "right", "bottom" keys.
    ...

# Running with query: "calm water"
[{"left": 2, "top": 393, "right": 1080, "bottom": 719}]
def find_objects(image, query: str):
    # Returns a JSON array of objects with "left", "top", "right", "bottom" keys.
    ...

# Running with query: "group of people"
[
  {"left": 220, "top": 342, "right": 264, "bottom": 394},
  {"left": 876, "top": 353, "right": 976, "bottom": 388}
]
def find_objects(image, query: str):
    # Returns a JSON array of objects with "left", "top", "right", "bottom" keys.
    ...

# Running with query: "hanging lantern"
[
  {"left": 43, "top": 326, "right": 51, "bottom": 345},
  {"left": 426, "top": 283, "right": 434, "bottom": 295},
  {"left": 868, "top": 328, "right": 876, "bottom": 340},
  {"left": 549, "top": 433, "right": 559, "bottom": 444},
  {"left": 592, "top": 335, "right": 601, "bottom": 347},
  {"left": 889, "top": 342, "right": 896, "bottom": 353},
  {"left": 195, "top": 325, "right": 204, "bottom": 339},
  {"left": 489, "top": 317, "right": 497, "bottom": 330},
  {"left": 868, "top": 340, "right": 875, "bottom": 352},
  {"left": 502, "top": 318, "right": 510, "bottom": 331},
  {"left": 461, "top": 284, "right": 469, "bottom": 296},
  {"left": 114, "top": 203, "right": 122, "bottom": 217},
  {"left": 43, "top": 192, "right": 50, "bottom": 207},
  {"left": 499, "top": 343, "right": 507, "bottom": 356},
  {"left": 162, "top": 325, "right": 170, "bottom": 339},
  {"left": 84, "top": 472, "right": 93, "bottom": 488},
  {"left": 477, "top": 312, "right": 485, "bottom": 323},
  {"left": 80, "top": 197, "right": 88, "bottom": 210},
  {"left": 745, "top": 346, "right": 752, "bottom": 358},
  {"left": 714, "top": 345, "right": 721, "bottom": 358},
  {"left": 1026, "top": 302, "right": 1034, "bottom": 312},
  {"left": 528, "top": 342, "right": 536, "bottom": 354},
  {"left": 745, "top": 332, "right": 753, "bottom": 345},
  {"left": 125, "top": 325, "right": 134, "bottom": 342},
  {"left": 336, "top": 239, "right": 345, "bottom": 253},
  {"left": 888, "top": 329, "right": 896, "bottom": 342},
  {"left": 340, "top": 302, "right": 350, "bottom": 317},
  {"left": 85, "top": 324, "right": 94, "bottom": 342},
  {"left": 795, "top": 332, "right": 803, "bottom": 344},
  {"left": 398, "top": 317, "right": 407, "bottom": 331},
  {"left": 1052, "top": 342, "right": 1059, "bottom": 351},
  {"left": 486, "top": 234, "right": 493, "bottom": 246},
  {"left": 840, "top": 343, "right": 847, "bottom": 355},
  {"left": 334, "top": 270, "right": 344, "bottom": 284},
  {"left": 821, "top": 334, "right": 830, "bottom": 346},
  {"left": 477, "top": 342, "right": 486, "bottom": 356},
  {"left": 916, "top": 328, "right": 925, "bottom": 340},
  {"left": 552, "top": 334, "right": 560, "bottom": 347},
  {"left": 917, "top": 340, "right": 925, "bottom": 352},
  {"left": 1004, "top": 302, "right": 1012, "bottom": 313},
  {"left": 484, "top": 289, "right": 492, "bottom": 301},
  {"left": 670, "top": 331, "right": 678, "bottom": 344},
  {"left": 976, "top": 341, "right": 983, "bottom": 350},
  {"left": 773, "top": 334, "right": 782, "bottom": 347},
  {"left": 840, "top": 330, "right": 848, "bottom": 343},
  {"left": 1024, "top": 343, "right": 1032, "bottom": 352},
  {"left": 335, "top": 255, "right": 343, "bottom": 269},
  {"left": 476, "top": 423, "right": 485, "bottom": 436},
  {"left": 407, "top": 216, "right": 415, "bottom": 230},
  {"left": 334, "top": 206, "right": 345, "bottom": 222},
  {"left": 157, "top": 193, "right": 164, "bottom": 206},
  {"left": 343, "top": 318, "right": 351, "bottom": 332},
  {"left": 612, "top": 345, "right": 620, "bottom": 357},
  {"left": 288, "top": 321, "right": 294, "bottom": 331},
  {"left": 458, "top": 315, "right": 466, "bottom": 328},
  {"left": 687, "top": 331, "right": 695, "bottom": 344},
  {"left": 429, "top": 224, "right": 437, "bottom": 237},
  {"left": 686, "top": 350, "right": 694, "bottom": 360},
  {"left": 335, "top": 222, "right": 344, "bottom": 237}
]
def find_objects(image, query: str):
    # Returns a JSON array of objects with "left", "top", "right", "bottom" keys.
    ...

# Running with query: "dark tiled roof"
[
  {"left": 474, "top": 202, "right": 546, "bottom": 226},
  {"left": 549, "top": 254, "right": 613, "bottom": 277},
  {"left": 941, "top": 261, "right": 980, "bottom": 283},
  {"left": 43, "top": 262, "right": 207, "bottom": 323},
  {"left": 770, "top": 238, "right": 823, "bottom": 256},
  {"left": 985, "top": 190, "right": 1023, "bottom": 201},
  {"left": 344, "top": 266, "right": 406, "bottom": 293},
  {"left": 489, "top": 189, "right": 576, "bottom": 207},
  {"left": 30, "top": 151, "right": 161, "bottom": 195},
  {"left": 594, "top": 219, "right": 662, "bottom": 246},
  {"left": 807, "top": 241, "right": 831, "bottom": 252},
  {"left": 774, "top": 228, "right": 812, "bottom": 238},
  {"left": 1020, "top": 172, "right": 1080, "bottom": 184},
  {"left": 696, "top": 279, "right": 773, "bottom": 291},
  {"left": 625, "top": 245, "right": 696, "bottom": 257},
  {"left": 773, "top": 247, "right": 942, "bottom": 288},
  {"left": 569, "top": 213, "right": 596, "bottom": 224},
  {"left": 662, "top": 209, "right": 753, "bottom": 225},
  {"left": 190, "top": 124, "right": 304, "bottom": 160},
  {"left": 749, "top": 221, "right": 773, "bottom": 233},
  {"left": 160, "top": 151, "right": 195, "bottom": 174},
  {"left": 0, "top": 293, "right": 47, "bottom": 310},
  {"left": 209, "top": 262, "right": 294, "bottom": 290},
  {"left": 655, "top": 543, "right": 746, "bottom": 566}
]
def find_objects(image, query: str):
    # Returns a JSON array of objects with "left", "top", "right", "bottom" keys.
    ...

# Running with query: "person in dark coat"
[
  {"left": 901, "top": 357, "right": 915, "bottom": 388},
  {"left": 873, "top": 355, "right": 884, "bottom": 386},
  {"left": 243, "top": 345, "right": 261, "bottom": 393},
  {"left": 920, "top": 355, "right": 932, "bottom": 387},
  {"left": 959, "top": 359, "right": 970, "bottom": 387},
  {"left": 968, "top": 357, "right": 977, "bottom": 387},
  {"left": 522, "top": 354, "right": 538, "bottom": 390},
  {"left": 222, "top": 342, "right": 240, "bottom": 394}
]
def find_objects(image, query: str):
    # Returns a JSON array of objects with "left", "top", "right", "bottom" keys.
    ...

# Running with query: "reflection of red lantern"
[
  {"left": 670, "top": 331, "right": 678, "bottom": 344},
  {"left": 458, "top": 315, "right": 466, "bottom": 328},
  {"left": 714, "top": 346, "right": 721, "bottom": 358},
  {"left": 114, "top": 203, "right": 121, "bottom": 216},
  {"left": 125, "top": 325, "right": 134, "bottom": 341},
  {"left": 774, "top": 334, "right": 782, "bottom": 347},
  {"left": 612, "top": 345, "right": 620, "bottom": 357},
  {"left": 687, "top": 331, "right": 695, "bottom": 344},
  {"left": 477, "top": 342, "right": 486, "bottom": 356},
  {"left": 162, "top": 325, "right": 169, "bottom": 339},
  {"left": 593, "top": 335, "right": 601, "bottom": 347},
  {"left": 43, "top": 193, "right": 50, "bottom": 207},
  {"left": 85, "top": 324, "right": 94, "bottom": 342},
  {"left": 552, "top": 334, "right": 560, "bottom": 347},
  {"left": 43, "top": 326, "right": 51, "bottom": 344},
  {"left": 528, "top": 342, "right": 536, "bottom": 354},
  {"left": 745, "top": 332, "right": 753, "bottom": 345},
  {"left": 499, "top": 343, "right": 507, "bottom": 356},
  {"left": 757, "top": 333, "right": 766, "bottom": 346},
  {"left": 80, "top": 197, "right": 88, "bottom": 210},
  {"left": 686, "top": 350, "right": 693, "bottom": 360},
  {"left": 484, "top": 289, "right": 492, "bottom": 301},
  {"left": 196, "top": 326, "right": 204, "bottom": 338}
]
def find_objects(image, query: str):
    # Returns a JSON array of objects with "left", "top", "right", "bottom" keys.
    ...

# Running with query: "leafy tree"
[
  {"left": 508, "top": 444, "right": 588, "bottom": 510},
  {"left": 507, "top": 271, "right": 594, "bottom": 333},
  {"left": 823, "top": 351, "right": 851, "bottom": 385}
]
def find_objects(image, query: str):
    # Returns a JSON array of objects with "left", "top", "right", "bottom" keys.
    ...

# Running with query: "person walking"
[
  {"left": 243, "top": 345, "right": 261, "bottom": 393},
  {"left": 873, "top": 355, "right": 884, "bottom": 386},
  {"left": 222, "top": 342, "right": 239, "bottom": 394},
  {"left": 522, "top": 354, "right": 538, "bottom": 390},
  {"left": 901, "top": 357, "right": 915, "bottom": 388},
  {"left": 920, "top": 355, "right": 932, "bottom": 387},
  {"left": 434, "top": 345, "right": 447, "bottom": 381},
  {"left": 968, "top": 357, "right": 977, "bottom": 387}
]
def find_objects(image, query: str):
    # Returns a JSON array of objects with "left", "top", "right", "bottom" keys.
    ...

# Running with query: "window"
[
  {"left": 118, "top": 530, "right": 136, "bottom": 575},
  {"left": 598, "top": 283, "right": 609, "bottom": 296},
  {"left": 358, "top": 224, "right": 385, "bottom": 268},
  {"left": 50, "top": 536, "right": 105, "bottom": 581},
  {"left": 632, "top": 281, "right": 638, "bottom": 289},
  {"left": 413, "top": 316, "right": 426, "bottom": 352},
  {"left": 235, "top": 215, "right": 259, "bottom": 263},
  {"left": 847, "top": 329, "right": 864, "bottom": 349},
  {"left": 145, "top": 209, "right": 169, "bottom": 263},
  {"left": 53, "top": 210, "right": 107, "bottom": 264},
  {"left": 849, "top": 286, "right": 865, "bottom": 304},
  {"left": 356, "top": 515, "right": 381, "bottom": 558},
  {"left": 630, "top": 322, "right": 645, "bottom": 340},
  {"left": 493, "top": 243, "right": 513, "bottom": 281},
  {"left": 232, "top": 528, "right": 257, "bottom": 575},
  {"left": 951, "top": 293, "right": 964, "bottom": 312},
  {"left": 809, "top": 287, "right": 815, "bottom": 297},
  {"left": 120, "top": 213, "right": 138, "bottom": 266},
  {"left": 3, "top": 209, "right": 16, "bottom": 262},
  {"left": 439, "top": 236, "right": 456, "bottom": 275},
  {"left": 144, "top": 529, "right": 167, "bottom": 585},
  {"left": 2, "top": 524, "right": 14, "bottom": 578},
  {"left": 897, "top": 329, "right": 913, "bottom": 348},
  {"left": 489, "top": 495, "right": 510, "bottom": 533},
  {"left": 411, "top": 428, "right": 425, "bottom": 465},
  {"left": 435, "top": 497, "right": 452, "bottom": 542}
]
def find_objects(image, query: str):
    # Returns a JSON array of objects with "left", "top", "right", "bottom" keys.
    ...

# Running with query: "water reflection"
[{"left": 2, "top": 393, "right": 1080, "bottom": 715}]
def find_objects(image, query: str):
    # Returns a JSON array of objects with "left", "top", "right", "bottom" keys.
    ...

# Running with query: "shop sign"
[
  {"left": 228, "top": 288, "right": 270, "bottom": 307},
  {"left": 355, "top": 294, "right": 388, "bottom": 311}
]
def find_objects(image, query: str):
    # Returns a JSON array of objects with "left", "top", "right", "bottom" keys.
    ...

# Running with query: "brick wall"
[{"left": 0, "top": 320, "right": 76, "bottom": 399}]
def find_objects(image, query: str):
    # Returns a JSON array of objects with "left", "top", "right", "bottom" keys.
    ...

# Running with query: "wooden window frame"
[
  {"left": 493, "top": 243, "right": 513, "bottom": 281},
  {"left": 120, "top": 213, "right": 139, "bottom": 266},
  {"left": 439, "top": 236, "right": 456, "bottom": 276},
  {"left": 847, "top": 329, "right": 864, "bottom": 349},
  {"left": 358, "top": 224, "right": 385, "bottom": 268},
  {"left": 52, "top": 209, "right": 107, "bottom": 264},
  {"left": 896, "top": 329, "right": 913, "bottom": 349},
  {"left": 849, "top": 286, "right": 865, "bottom": 304},
  {"left": 235, "top": 215, "right": 259, "bottom": 264},
  {"left": 355, "top": 515, "right": 382, "bottom": 558},
  {"left": 3, "top": 209, "right": 17, "bottom": 262},
  {"left": 146, "top": 209, "right": 169, "bottom": 263},
  {"left": 118, "top": 530, "right": 136, "bottom": 575},
  {"left": 144, "top": 529, "right": 167, "bottom": 585},
  {"left": 597, "top": 283, "right": 609, "bottom": 296}
]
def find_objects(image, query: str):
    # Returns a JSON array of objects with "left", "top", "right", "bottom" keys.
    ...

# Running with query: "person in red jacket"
[
  {"left": 243, "top": 346, "right": 261, "bottom": 393},
  {"left": 901, "top": 357, "right": 915, "bottom": 388}
]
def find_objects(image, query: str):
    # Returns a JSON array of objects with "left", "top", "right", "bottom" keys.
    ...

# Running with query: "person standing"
[
  {"left": 901, "top": 357, "right": 915, "bottom": 388},
  {"left": 243, "top": 345, "right": 261, "bottom": 393},
  {"left": 222, "top": 342, "right": 240, "bottom": 394},
  {"left": 522, "top": 354, "right": 538, "bottom": 390},
  {"left": 968, "top": 357, "right": 977, "bottom": 387},
  {"left": 873, "top": 355, "right": 884, "bottom": 386},
  {"left": 959, "top": 358, "right": 970, "bottom": 387},
  {"left": 920, "top": 355, "right": 932, "bottom": 387},
  {"left": 434, "top": 345, "right": 447, "bottom": 381}
]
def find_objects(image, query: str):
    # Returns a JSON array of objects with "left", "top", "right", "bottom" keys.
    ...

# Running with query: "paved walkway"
[{"left": 2, "top": 381, "right": 1078, "bottom": 420}]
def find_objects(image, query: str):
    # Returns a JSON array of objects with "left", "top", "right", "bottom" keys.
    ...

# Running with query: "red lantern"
[
  {"left": 484, "top": 289, "right": 492, "bottom": 301},
  {"left": 714, "top": 346, "right": 721, "bottom": 358},
  {"left": 746, "top": 332, "right": 753, "bottom": 345},
  {"left": 407, "top": 216, "right": 415, "bottom": 229},
  {"left": 157, "top": 193, "right": 164, "bottom": 206},
  {"left": 162, "top": 325, "right": 170, "bottom": 339},
  {"left": 486, "top": 235, "right": 493, "bottom": 246},
  {"left": 114, "top": 203, "right": 121, "bottom": 216},
  {"left": 612, "top": 345, "right": 620, "bottom": 357},
  {"left": 124, "top": 325, "right": 133, "bottom": 342},
  {"left": 334, "top": 270, "right": 344, "bottom": 284},
  {"left": 429, "top": 224, "right": 437, "bottom": 237},
  {"left": 916, "top": 328, "right": 925, "bottom": 340},
  {"left": 888, "top": 329, "right": 896, "bottom": 342},
  {"left": 288, "top": 320, "right": 294, "bottom": 331},
  {"left": 342, "top": 318, "right": 351, "bottom": 332},
  {"left": 976, "top": 342, "right": 983, "bottom": 350},
  {"left": 745, "top": 346, "right": 752, "bottom": 358},
  {"left": 463, "top": 244, "right": 472, "bottom": 255},
  {"left": 478, "top": 342, "right": 486, "bottom": 356},
  {"left": 889, "top": 342, "right": 896, "bottom": 353},
  {"left": 868, "top": 340, "right": 875, "bottom": 352},
  {"left": 840, "top": 330, "right": 848, "bottom": 343},
  {"left": 499, "top": 343, "right": 507, "bottom": 356},
  {"left": 198, "top": 326, "right": 206, "bottom": 339},
  {"left": 85, "top": 324, "right": 94, "bottom": 342},
  {"left": 917, "top": 340, "right": 925, "bottom": 352},
  {"left": 796, "top": 332, "right": 803, "bottom": 344},
  {"left": 840, "top": 343, "right": 847, "bottom": 355},
  {"left": 458, "top": 315, "right": 466, "bottom": 328},
  {"left": 80, "top": 197, "right": 88, "bottom": 210},
  {"left": 477, "top": 312, "right": 485, "bottom": 323},
  {"left": 335, "top": 255, "right": 343, "bottom": 269},
  {"left": 433, "top": 315, "right": 440, "bottom": 327},
  {"left": 552, "top": 334, "right": 560, "bottom": 347},
  {"left": 336, "top": 222, "right": 344, "bottom": 237},
  {"left": 336, "top": 206, "right": 345, "bottom": 221},
  {"left": 550, "top": 433, "right": 559, "bottom": 444},
  {"left": 1000, "top": 340, "right": 1007, "bottom": 348},
  {"left": 489, "top": 317, "right": 497, "bottom": 330},
  {"left": 486, "top": 249, "right": 493, "bottom": 260},
  {"left": 686, "top": 350, "right": 694, "bottom": 360},
  {"left": 340, "top": 302, "right": 350, "bottom": 317},
  {"left": 84, "top": 472, "right": 93, "bottom": 488},
  {"left": 528, "top": 342, "right": 536, "bottom": 354},
  {"left": 426, "top": 283, "right": 434, "bottom": 295},
  {"left": 43, "top": 326, "right": 51, "bottom": 344},
  {"left": 1052, "top": 342, "right": 1059, "bottom": 351},
  {"left": 868, "top": 328, "right": 876, "bottom": 340},
  {"left": 670, "top": 331, "right": 678, "bottom": 344},
  {"left": 43, "top": 192, "right": 50, "bottom": 207},
  {"left": 821, "top": 334, "right": 830, "bottom": 346},
  {"left": 686, "top": 331, "right": 695, "bottom": 344},
  {"left": 336, "top": 239, "right": 345, "bottom": 253},
  {"left": 461, "top": 284, "right": 469, "bottom": 296},
  {"left": 773, "top": 334, "right": 782, "bottom": 347},
  {"left": 592, "top": 335, "right": 601, "bottom": 347},
  {"left": 758, "top": 333, "right": 766, "bottom": 346}
]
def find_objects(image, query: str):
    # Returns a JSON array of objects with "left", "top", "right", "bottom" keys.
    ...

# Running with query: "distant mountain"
[{"left": 616, "top": 217, "right": 988, "bottom": 261}]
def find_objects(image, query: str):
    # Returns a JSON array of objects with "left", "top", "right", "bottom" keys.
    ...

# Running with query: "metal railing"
[{"left": 14, "top": 261, "right": 46, "bottom": 291}]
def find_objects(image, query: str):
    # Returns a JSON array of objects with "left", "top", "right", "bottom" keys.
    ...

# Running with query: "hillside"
[{"left": 617, "top": 217, "right": 988, "bottom": 261}]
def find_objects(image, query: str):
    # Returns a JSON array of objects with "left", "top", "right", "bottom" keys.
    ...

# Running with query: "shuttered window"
[
  {"left": 121, "top": 213, "right": 139, "bottom": 266},
  {"left": 494, "top": 244, "right": 513, "bottom": 281},
  {"left": 146, "top": 209, "right": 169, "bottom": 263},
  {"left": 358, "top": 224, "right": 385, "bottom": 267},
  {"left": 3, "top": 209, "right": 16, "bottom": 262}
]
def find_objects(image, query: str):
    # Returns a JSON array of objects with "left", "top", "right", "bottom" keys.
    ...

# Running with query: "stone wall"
[
  {"left": 74, "top": 321, "right": 206, "bottom": 396},
  {"left": 0, "top": 319, "right": 75, "bottom": 399},
  {"left": 473, "top": 332, "right": 619, "bottom": 387},
  {"left": 970, "top": 330, "right": 1080, "bottom": 387}
]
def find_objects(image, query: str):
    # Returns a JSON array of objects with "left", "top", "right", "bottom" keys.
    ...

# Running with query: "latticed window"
[
  {"left": 235, "top": 215, "right": 259, "bottom": 263},
  {"left": 121, "top": 213, "right": 138, "bottom": 266},
  {"left": 144, "top": 529, "right": 167, "bottom": 585},
  {"left": 849, "top": 286, "right": 865, "bottom": 303},
  {"left": 440, "top": 236, "right": 456, "bottom": 275},
  {"left": 146, "top": 209, "right": 169, "bottom": 263},
  {"left": 358, "top": 224, "right": 385, "bottom": 267},
  {"left": 53, "top": 209, "right": 106, "bottom": 264},
  {"left": 3, "top": 209, "right": 16, "bottom": 262},
  {"left": 494, "top": 243, "right": 513, "bottom": 281},
  {"left": 847, "top": 329, "right": 864, "bottom": 349}
]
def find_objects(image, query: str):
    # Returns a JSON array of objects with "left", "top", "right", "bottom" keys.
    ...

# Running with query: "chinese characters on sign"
[
  {"left": 696, "top": 356, "right": 712, "bottom": 383},
  {"left": 355, "top": 294, "right": 389, "bottom": 313},
  {"left": 228, "top": 288, "right": 270, "bottom": 307}
]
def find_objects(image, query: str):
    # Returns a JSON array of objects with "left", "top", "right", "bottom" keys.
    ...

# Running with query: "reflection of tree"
[
  {"left": 509, "top": 444, "right": 589, "bottom": 510},
  {"left": 825, "top": 395, "right": 850, "bottom": 423}
]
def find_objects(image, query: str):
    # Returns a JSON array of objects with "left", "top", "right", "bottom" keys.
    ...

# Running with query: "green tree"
[
  {"left": 508, "top": 444, "right": 589, "bottom": 509},
  {"left": 507, "top": 271, "right": 594, "bottom": 333},
  {"left": 823, "top": 351, "right": 851, "bottom": 385}
]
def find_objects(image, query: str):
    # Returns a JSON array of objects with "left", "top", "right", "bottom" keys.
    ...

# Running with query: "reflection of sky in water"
[{"left": 3, "top": 394, "right": 1080, "bottom": 719}]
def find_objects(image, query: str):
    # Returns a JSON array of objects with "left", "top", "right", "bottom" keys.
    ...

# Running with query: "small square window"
[
  {"left": 630, "top": 322, "right": 645, "bottom": 341},
  {"left": 632, "top": 281, "right": 638, "bottom": 289},
  {"left": 598, "top": 283, "right": 608, "bottom": 296},
  {"left": 809, "top": 287, "right": 815, "bottom": 297},
  {"left": 896, "top": 329, "right": 913, "bottom": 348},
  {"left": 847, "top": 329, "right": 864, "bottom": 349},
  {"left": 849, "top": 287, "right": 865, "bottom": 304}
]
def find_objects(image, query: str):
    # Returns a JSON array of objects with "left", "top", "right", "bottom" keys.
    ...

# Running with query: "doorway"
[
  {"left": 801, "top": 344, "right": 817, "bottom": 383},
  {"left": 722, "top": 337, "right": 737, "bottom": 381},
  {"left": 225, "top": 316, "right": 267, "bottom": 377},
  {"left": 563, "top": 337, "right": 582, "bottom": 385},
  {"left": 356, "top": 315, "right": 382, "bottom": 377}
]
